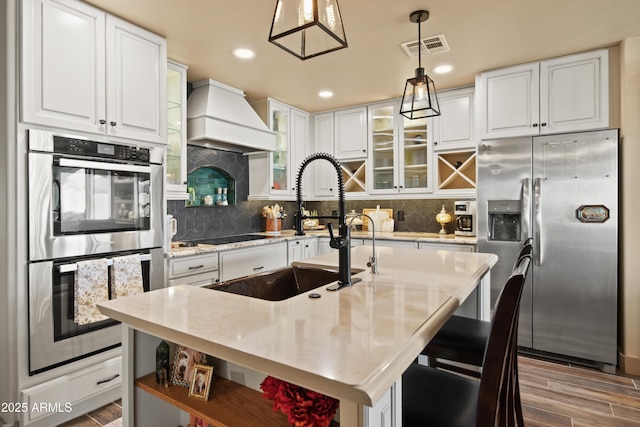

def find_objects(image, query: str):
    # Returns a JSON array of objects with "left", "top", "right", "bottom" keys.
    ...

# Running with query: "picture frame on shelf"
[
  {"left": 188, "top": 364, "right": 214, "bottom": 401},
  {"left": 170, "top": 345, "right": 207, "bottom": 387}
]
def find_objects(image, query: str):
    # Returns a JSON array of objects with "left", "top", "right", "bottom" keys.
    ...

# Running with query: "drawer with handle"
[
  {"left": 169, "top": 253, "right": 219, "bottom": 278},
  {"left": 220, "top": 242, "right": 287, "bottom": 282}
]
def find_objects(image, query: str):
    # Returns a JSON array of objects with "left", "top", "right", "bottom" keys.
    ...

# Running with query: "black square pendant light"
[
  {"left": 268, "top": 0, "right": 348, "bottom": 60},
  {"left": 400, "top": 10, "right": 441, "bottom": 119}
]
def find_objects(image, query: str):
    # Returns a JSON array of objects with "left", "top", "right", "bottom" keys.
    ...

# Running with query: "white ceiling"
[{"left": 85, "top": 0, "right": 640, "bottom": 113}]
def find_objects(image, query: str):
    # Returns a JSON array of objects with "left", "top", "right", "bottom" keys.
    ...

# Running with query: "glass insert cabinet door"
[
  {"left": 166, "top": 60, "right": 188, "bottom": 199},
  {"left": 402, "top": 115, "right": 429, "bottom": 191},
  {"left": 271, "top": 106, "right": 289, "bottom": 192},
  {"left": 370, "top": 104, "right": 397, "bottom": 191}
]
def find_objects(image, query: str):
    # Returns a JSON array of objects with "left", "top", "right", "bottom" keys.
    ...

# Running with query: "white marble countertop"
[
  {"left": 166, "top": 229, "right": 477, "bottom": 258},
  {"left": 98, "top": 246, "right": 497, "bottom": 406}
]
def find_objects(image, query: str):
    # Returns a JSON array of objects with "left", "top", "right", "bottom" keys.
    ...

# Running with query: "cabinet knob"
[
  {"left": 533, "top": 123, "right": 538, "bottom": 128},
  {"left": 393, "top": 185, "right": 398, "bottom": 189},
  {"left": 541, "top": 123, "right": 547, "bottom": 127},
  {"left": 399, "top": 185, "right": 404, "bottom": 189},
  {"left": 434, "top": 141, "right": 438, "bottom": 145},
  {"left": 362, "top": 149, "right": 366, "bottom": 152},
  {"left": 110, "top": 121, "right": 117, "bottom": 126},
  {"left": 99, "top": 119, "right": 106, "bottom": 125}
]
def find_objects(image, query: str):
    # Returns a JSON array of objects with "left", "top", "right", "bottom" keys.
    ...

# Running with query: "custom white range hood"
[{"left": 187, "top": 79, "right": 275, "bottom": 153}]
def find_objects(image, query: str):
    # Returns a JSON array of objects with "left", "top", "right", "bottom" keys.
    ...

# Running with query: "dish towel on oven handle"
[
  {"left": 74, "top": 258, "right": 109, "bottom": 325},
  {"left": 111, "top": 254, "right": 144, "bottom": 298}
]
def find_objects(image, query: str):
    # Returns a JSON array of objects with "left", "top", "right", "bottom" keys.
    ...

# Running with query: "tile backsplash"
[{"left": 167, "top": 146, "right": 465, "bottom": 241}]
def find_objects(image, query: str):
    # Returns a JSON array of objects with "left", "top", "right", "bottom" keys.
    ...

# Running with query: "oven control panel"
[{"left": 53, "top": 136, "right": 150, "bottom": 164}]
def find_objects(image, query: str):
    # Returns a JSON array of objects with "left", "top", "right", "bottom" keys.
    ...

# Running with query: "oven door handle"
[
  {"left": 57, "top": 254, "right": 152, "bottom": 273},
  {"left": 58, "top": 158, "right": 151, "bottom": 174}
]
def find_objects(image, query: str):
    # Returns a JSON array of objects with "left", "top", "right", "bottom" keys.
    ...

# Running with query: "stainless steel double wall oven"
[{"left": 27, "top": 129, "right": 164, "bottom": 374}]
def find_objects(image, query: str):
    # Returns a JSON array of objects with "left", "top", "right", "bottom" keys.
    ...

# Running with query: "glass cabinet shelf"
[{"left": 167, "top": 101, "right": 181, "bottom": 134}]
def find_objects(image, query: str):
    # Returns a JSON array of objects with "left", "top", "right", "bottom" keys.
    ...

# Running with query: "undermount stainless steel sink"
[{"left": 206, "top": 265, "right": 363, "bottom": 301}]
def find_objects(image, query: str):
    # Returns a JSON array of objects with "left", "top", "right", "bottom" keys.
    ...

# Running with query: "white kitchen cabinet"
[
  {"left": 288, "top": 237, "right": 318, "bottom": 264},
  {"left": 167, "top": 252, "right": 219, "bottom": 287},
  {"left": 165, "top": 60, "right": 188, "bottom": 199},
  {"left": 369, "top": 101, "right": 399, "bottom": 194},
  {"left": 291, "top": 108, "right": 310, "bottom": 193},
  {"left": 334, "top": 106, "right": 368, "bottom": 159},
  {"left": 431, "top": 87, "right": 475, "bottom": 151},
  {"left": 249, "top": 99, "right": 310, "bottom": 199},
  {"left": 313, "top": 112, "right": 338, "bottom": 197},
  {"left": 476, "top": 49, "right": 608, "bottom": 139},
  {"left": 21, "top": 356, "right": 122, "bottom": 426},
  {"left": 364, "top": 380, "right": 401, "bottom": 427},
  {"left": 220, "top": 242, "right": 288, "bottom": 282},
  {"left": 22, "top": 0, "right": 166, "bottom": 143},
  {"left": 313, "top": 111, "right": 368, "bottom": 196},
  {"left": 369, "top": 100, "right": 432, "bottom": 195}
]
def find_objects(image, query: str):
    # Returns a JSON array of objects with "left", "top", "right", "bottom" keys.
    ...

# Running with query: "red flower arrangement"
[{"left": 260, "top": 375, "right": 339, "bottom": 427}]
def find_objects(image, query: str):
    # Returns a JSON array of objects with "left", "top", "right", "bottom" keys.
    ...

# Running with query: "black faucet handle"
[
  {"left": 327, "top": 222, "right": 347, "bottom": 250},
  {"left": 327, "top": 223, "right": 340, "bottom": 249},
  {"left": 327, "top": 222, "right": 335, "bottom": 240}
]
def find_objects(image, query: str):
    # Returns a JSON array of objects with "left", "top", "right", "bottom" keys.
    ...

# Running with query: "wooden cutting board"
[{"left": 362, "top": 208, "right": 393, "bottom": 231}]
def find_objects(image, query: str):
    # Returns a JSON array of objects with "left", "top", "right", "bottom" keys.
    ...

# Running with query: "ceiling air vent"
[{"left": 401, "top": 34, "right": 450, "bottom": 58}]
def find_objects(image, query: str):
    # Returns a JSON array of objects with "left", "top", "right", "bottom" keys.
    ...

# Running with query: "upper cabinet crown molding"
[
  {"left": 21, "top": 0, "right": 167, "bottom": 144},
  {"left": 476, "top": 49, "right": 609, "bottom": 140}
]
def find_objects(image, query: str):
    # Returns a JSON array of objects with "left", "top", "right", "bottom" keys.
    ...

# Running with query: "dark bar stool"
[
  {"left": 402, "top": 254, "right": 531, "bottom": 426},
  {"left": 423, "top": 238, "right": 533, "bottom": 377}
]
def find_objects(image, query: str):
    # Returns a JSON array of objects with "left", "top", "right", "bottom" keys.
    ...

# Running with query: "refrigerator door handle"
[
  {"left": 533, "top": 177, "right": 542, "bottom": 266},
  {"left": 521, "top": 178, "right": 531, "bottom": 240}
]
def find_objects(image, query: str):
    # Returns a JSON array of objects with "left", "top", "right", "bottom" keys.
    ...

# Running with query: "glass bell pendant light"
[
  {"left": 268, "top": 0, "right": 348, "bottom": 60},
  {"left": 400, "top": 10, "right": 441, "bottom": 119}
]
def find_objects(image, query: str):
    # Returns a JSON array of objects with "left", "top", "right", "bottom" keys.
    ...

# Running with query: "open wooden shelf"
[{"left": 136, "top": 372, "right": 288, "bottom": 427}]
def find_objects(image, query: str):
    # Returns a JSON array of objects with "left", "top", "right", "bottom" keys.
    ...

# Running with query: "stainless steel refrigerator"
[{"left": 477, "top": 129, "right": 618, "bottom": 373}]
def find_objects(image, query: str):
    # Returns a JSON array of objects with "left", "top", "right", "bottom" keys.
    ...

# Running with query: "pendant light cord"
[{"left": 417, "top": 12, "right": 422, "bottom": 70}]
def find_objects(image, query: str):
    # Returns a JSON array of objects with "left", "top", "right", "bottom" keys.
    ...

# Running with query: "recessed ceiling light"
[
  {"left": 433, "top": 64, "right": 454, "bottom": 74},
  {"left": 318, "top": 90, "right": 334, "bottom": 98},
  {"left": 233, "top": 48, "right": 255, "bottom": 59}
]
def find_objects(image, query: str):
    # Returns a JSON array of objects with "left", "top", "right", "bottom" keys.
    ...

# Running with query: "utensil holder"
[{"left": 265, "top": 218, "right": 282, "bottom": 234}]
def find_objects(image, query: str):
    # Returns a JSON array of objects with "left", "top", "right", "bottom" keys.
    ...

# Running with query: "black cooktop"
[{"left": 180, "top": 234, "right": 269, "bottom": 247}]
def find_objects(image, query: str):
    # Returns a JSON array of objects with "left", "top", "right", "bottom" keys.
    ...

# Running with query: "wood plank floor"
[
  {"left": 519, "top": 356, "right": 640, "bottom": 427},
  {"left": 59, "top": 356, "right": 640, "bottom": 427}
]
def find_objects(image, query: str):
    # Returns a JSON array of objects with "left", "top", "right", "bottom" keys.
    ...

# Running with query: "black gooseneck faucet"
[{"left": 295, "top": 153, "right": 359, "bottom": 290}]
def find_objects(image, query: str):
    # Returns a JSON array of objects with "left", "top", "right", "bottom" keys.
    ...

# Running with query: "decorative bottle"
[{"left": 221, "top": 188, "right": 228, "bottom": 206}]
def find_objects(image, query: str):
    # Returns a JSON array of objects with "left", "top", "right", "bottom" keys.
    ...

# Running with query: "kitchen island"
[{"left": 98, "top": 245, "right": 497, "bottom": 427}]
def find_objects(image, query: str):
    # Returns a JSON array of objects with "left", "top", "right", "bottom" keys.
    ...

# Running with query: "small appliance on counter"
[
  {"left": 454, "top": 201, "right": 476, "bottom": 236},
  {"left": 165, "top": 215, "right": 177, "bottom": 251}
]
